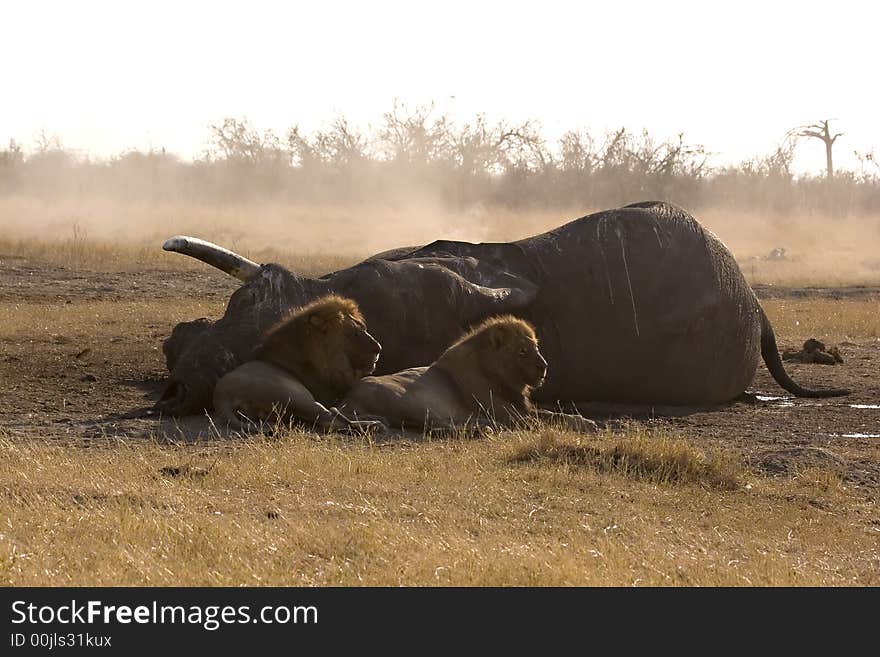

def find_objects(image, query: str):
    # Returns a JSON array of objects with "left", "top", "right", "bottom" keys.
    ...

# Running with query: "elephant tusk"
[{"left": 162, "top": 235, "right": 261, "bottom": 282}]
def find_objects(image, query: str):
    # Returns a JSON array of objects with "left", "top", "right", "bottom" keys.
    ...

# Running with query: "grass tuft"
[{"left": 508, "top": 429, "right": 740, "bottom": 490}]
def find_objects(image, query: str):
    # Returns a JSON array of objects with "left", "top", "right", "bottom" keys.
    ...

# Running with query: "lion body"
[
  {"left": 212, "top": 295, "right": 382, "bottom": 431},
  {"left": 339, "top": 366, "right": 475, "bottom": 429},
  {"left": 339, "top": 316, "right": 597, "bottom": 432},
  {"left": 213, "top": 360, "right": 332, "bottom": 427}
]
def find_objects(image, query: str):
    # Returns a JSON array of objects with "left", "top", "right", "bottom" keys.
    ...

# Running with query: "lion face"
[
  {"left": 510, "top": 335, "right": 548, "bottom": 388},
  {"left": 485, "top": 331, "right": 547, "bottom": 389},
  {"left": 322, "top": 313, "right": 382, "bottom": 390}
]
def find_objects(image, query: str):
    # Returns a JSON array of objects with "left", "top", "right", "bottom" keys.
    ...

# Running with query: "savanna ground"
[{"left": 1, "top": 199, "right": 879, "bottom": 586}]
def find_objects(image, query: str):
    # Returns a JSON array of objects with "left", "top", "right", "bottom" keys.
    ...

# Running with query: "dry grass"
[
  {"left": 0, "top": 299, "right": 223, "bottom": 342},
  {"left": 2, "top": 201, "right": 878, "bottom": 587},
  {"left": 2, "top": 197, "right": 879, "bottom": 285},
  {"left": 1, "top": 427, "right": 877, "bottom": 587},
  {"left": 700, "top": 206, "right": 880, "bottom": 287},
  {"left": 508, "top": 430, "right": 740, "bottom": 490},
  {"left": 762, "top": 299, "right": 880, "bottom": 341},
  {"left": 0, "top": 196, "right": 557, "bottom": 273}
]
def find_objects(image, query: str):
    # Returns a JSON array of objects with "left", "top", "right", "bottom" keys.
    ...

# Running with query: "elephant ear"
[
  {"left": 449, "top": 265, "right": 538, "bottom": 323},
  {"left": 366, "top": 240, "right": 540, "bottom": 324},
  {"left": 401, "top": 256, "right": 539, "bottom": 324}
]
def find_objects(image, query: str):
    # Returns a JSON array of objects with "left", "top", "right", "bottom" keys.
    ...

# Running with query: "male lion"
[
  {"left": 336, "top": 316, "right": 598, "bottom": 433},
  {"left": 213, "top": 295, "right": 384, "bottom": 432}
]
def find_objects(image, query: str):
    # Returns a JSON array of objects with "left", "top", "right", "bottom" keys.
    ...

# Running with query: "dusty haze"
[
  {"left": 2, "top": 195, "right": 879, "bottom": 287},
  {"left": 2, "top": 113, "right": 879, "bottom": 284}
]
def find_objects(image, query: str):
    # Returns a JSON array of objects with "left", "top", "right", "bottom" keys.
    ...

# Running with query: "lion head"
[
  {"left": 254, "top": 295, "right": 381, "bottom": 405},
  {"left": 436, "top": 315, "right": 547, "bottom": 417}
]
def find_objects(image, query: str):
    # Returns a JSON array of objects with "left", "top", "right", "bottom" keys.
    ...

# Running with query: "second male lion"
[
  {"left": 213, "top": 295, "right": 384, "bottom": 432},
  {"left": 337, "top": 316, "right": 597, "bottom": 433}
]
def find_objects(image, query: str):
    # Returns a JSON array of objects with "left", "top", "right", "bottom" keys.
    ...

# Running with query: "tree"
[
  {"left": 207, "top": 118, "right": 285, "bottom": 165},
  {"left": 854, "top": 149, "right": 879, "bottom": 180},
  {"left": 558, "top": 130, "right": 596, "bottom": 173},
  {"left": 795, "top": 119, "right": 842, "bottom": 180},
  {"left": 0, "top": 139, "right": 25, "bottom": 191},
  {"left": 378, "top": 100, "right": 452, "bottom": 167},
  {"left": 287, "top": 118, "right": 370, "bottom": 169}
]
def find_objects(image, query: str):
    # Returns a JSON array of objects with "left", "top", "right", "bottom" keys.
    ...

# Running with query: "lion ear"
[{"left": 309, "top": 313, "right": 325, "bottom": 329}]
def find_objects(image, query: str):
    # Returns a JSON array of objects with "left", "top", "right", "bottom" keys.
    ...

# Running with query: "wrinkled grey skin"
[{"left": 157, "top": 201, "right": 848, "bottom": 415}]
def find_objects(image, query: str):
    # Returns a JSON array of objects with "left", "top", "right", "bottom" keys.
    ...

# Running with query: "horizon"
[{"left": 3, "top": 0, "right": 878, "bottom": 175}]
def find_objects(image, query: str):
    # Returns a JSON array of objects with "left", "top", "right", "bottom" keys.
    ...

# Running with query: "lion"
[
  {"left": 336, "top": 315, "right": 598, "bottom": 433},
  {"left": 213, "top": 295, "right": 384, "bottom": 432}
]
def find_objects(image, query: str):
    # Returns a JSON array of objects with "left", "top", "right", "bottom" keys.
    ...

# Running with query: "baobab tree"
[{"left": 795, "top": 119, "right": 843, "bottom": 180}]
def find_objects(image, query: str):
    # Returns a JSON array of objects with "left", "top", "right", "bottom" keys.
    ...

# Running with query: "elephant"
[{"left": 157, "top": 201, "right": 848, "bottom": 415}]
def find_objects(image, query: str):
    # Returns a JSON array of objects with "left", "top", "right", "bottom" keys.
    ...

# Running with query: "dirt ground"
[{"left": 2, "top": 257, "right": 879, "bottom": 488}]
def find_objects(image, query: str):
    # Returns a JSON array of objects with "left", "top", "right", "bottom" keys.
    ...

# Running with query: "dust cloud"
[{"left": 2, "top": 194, "right": 879, "bottom": 286}]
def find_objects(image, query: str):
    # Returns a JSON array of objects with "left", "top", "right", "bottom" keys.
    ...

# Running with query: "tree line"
[{"left": 2, "top": 103, "right": 878, "bottom": 215}]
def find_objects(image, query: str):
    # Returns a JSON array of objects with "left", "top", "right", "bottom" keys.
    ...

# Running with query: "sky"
[{"left": 2, "top": 0, "right": 878, "bottom": 174}]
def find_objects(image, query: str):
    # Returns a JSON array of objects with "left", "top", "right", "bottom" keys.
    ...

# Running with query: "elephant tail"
[{"left": 759, "top": 307, "right": 850, "bottom": 397}]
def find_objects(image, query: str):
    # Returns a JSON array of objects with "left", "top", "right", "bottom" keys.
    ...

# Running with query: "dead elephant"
[{"left": 157, "top": 201, "right": 849, "bottom": 415}]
